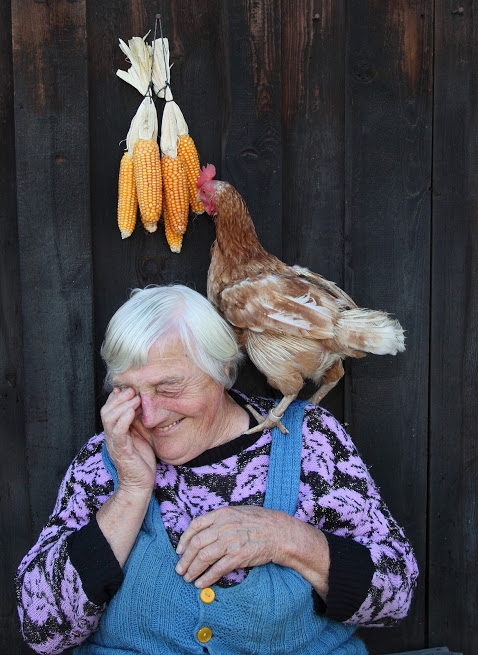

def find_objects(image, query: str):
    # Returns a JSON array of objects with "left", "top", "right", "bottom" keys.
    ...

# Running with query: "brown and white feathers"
[{"left": 197, "top": 164, "right": 405, "bottom": 434}]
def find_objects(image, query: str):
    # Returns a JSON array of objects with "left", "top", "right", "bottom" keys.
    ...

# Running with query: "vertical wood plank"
[
  {"left": 344, "top": 2, "right": 432, "bottom": 652},
  {"left": 280, "top": 0, "right": 347, "bottom": 419},
  {"left": 168, "top": 0, "right": 226, "bottom": 170},
  {"left": 221, "top": 0, "right": 282, "bottom": 255},
  {"left": 11, "top": 0, "right": 94, "bottom": 537},
  {"left": 0, "top": 1, "right": 33, "bottom": 651},
  {"left": 281, "top": 1, "right": 346, "bottom": 280},
  {"left": 215, "top": 0, "right": 283, "bottom": 398},
  {"left": 429, "top": 2, "right": 478, "bottom": 653}
]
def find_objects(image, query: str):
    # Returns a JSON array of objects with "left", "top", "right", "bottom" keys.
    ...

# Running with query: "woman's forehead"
[
  {"left": 147, "top": 335, "right": 188, "bottom": 362},
  {"left": 112, "top": 339, "right": 192, "bottom": 387}
]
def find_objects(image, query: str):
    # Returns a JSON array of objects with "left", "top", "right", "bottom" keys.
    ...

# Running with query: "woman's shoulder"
[
  {"left": 232, "top": 389, "right": 346, "bottom": 433},
  {"left": 51, "top": 432, "right": 112, "bottom": 520},
  {"left": 234, "top": 390, "right": 357, "bottom": 455},
  {"left": 72, "top": 432, "right": 106, "bottom": 465},
  {"left": 230, "top": 388, "right": 276, "bottom": 412}
]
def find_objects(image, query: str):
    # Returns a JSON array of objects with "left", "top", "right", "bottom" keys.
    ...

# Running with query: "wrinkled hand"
[
  {"left": 100, "top": 387, "right": 156, "bottom": 494},
  {"left": 175, "top": 506, "right": 291, "bottom": 588}
]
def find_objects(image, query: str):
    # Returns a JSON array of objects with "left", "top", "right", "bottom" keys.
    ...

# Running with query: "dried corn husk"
[
  {"left": 125, "top": 97, "right": 158, "bottom": 156},
  {"left": 116, "top": 36, "right": 152, "bottom": 96}
]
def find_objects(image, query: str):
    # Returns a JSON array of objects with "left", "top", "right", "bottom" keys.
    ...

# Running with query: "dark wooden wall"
[{"left": 1, "top": 1, "right": 476, "bottom": 653}]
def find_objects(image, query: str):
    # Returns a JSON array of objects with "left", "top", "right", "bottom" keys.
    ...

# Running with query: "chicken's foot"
[{"left": 245, "top": 394, "right": 297, "bottom": 435}]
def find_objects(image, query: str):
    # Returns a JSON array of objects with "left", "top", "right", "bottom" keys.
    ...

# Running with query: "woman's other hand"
[{"left": 175, "top": 506, "right": 330, "bottom": 600}]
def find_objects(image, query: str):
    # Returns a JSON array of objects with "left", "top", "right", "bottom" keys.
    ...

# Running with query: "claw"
[{"left": 245, "top": 404, "right": 289, "bottom": 435}]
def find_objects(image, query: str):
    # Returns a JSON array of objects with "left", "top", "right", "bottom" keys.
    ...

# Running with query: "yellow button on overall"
[
  {"left": 199, "top": 587, "right": 215, "bottom": 604},
  {"left": 197, "top": 626, "right": 213, "bottom": 643}
]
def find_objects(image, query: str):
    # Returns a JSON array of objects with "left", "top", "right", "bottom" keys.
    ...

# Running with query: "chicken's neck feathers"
[{"left": 213, "top": 184, "right": 272, "bottom": 263}]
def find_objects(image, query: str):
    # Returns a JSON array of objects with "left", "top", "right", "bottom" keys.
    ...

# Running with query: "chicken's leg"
[
  {"left": 309, "top": 359, "right": 344, "bottom": 405},
  {"left": 245, "top": 394, "right": 297, "bottom": 435}
]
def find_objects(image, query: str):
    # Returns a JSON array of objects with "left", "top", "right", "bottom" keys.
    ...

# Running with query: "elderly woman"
[{"left": 16, "top": 285, "right": 418, "bottom": 655}]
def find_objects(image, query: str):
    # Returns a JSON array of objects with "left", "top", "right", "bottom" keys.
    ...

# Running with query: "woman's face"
[{"left": 112, "top": 338, "right": 228, "bottom": 465}]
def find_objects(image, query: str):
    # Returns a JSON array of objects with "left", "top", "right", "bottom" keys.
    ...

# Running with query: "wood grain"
[
  {"left": 344, "top": 2, "right": 432, "bottom": 652},
  {"left": 221, "top": 0, "right": 282, "bottom": 255},
  {"left": 0, "top": 2, "right": 33, "bottom": 652},
  {"left": 280, "top": 0, "right": 347, "bottom": 420},
  {"left": 11, "top": 0, "right": 95, "bottom": 536},
  {"left": 429, "top": 2, "right": 478, "bottom": 652}
]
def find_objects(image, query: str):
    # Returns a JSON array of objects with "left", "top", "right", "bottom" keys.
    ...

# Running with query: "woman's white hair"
[{"left": 101, "top": 285, "right": 244, "bottom": 390}]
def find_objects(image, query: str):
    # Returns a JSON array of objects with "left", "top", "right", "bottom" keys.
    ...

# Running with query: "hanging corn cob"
[
  {"left": 123, "top": 96, "right": 161, "bottom": 233},
  {"left": 117, "top": 152, "right": 137, "bottom": 238},
  {"left": 160, "top": 101, "right": 189, "bottom": 253},
  {"left": 133, "top": 137, "right": 162, "bottom": 233},
  {"left": 115, "top": 35, "right": 169, "bottom": 236},
  {"left": 163, "top": 204, "right": 183, "bottom": 254},
  {"left": 174, "top": 103, "right": 204, "bottom": 215}
]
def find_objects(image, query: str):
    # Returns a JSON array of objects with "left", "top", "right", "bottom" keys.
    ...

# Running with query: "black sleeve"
[
  {"left": 66, "top": 513, "right": 124, "bottom": 606},
  {"left": 312, "top": 532, "right": 375, "bottom": 621}
]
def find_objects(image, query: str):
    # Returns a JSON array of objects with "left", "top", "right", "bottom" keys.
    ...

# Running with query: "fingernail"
[{"left": 175, "top": 562, "right": 183, "bottom": 574}]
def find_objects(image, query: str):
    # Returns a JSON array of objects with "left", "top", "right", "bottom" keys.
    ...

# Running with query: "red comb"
[{"left": 197, "top": 163, "right": 216, "bottom": 189}]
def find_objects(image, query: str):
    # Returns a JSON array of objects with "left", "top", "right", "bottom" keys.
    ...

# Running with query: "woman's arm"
[
  {"left": 301, "top": 406, "right": 419, "bottom": 627},
  {"left": 95, "top": 387, "right": 157, "bottom": 566},
  {"left": 15, "top": 435, "right": 114, "bottom": 655}
]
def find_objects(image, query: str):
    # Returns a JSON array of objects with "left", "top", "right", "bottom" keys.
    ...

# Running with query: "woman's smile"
[{"left": 153, "top": 417, "right": 184, "bottom": 433}]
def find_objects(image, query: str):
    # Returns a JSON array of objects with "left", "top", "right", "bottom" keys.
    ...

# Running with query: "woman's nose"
[{"left": 139, "top": 394, "right": 166, "bottom": 428}]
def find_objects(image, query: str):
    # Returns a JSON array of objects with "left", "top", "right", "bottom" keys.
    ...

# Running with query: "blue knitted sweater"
[{"left": 74, "top": 401, "right": 367, "bottom": 655}]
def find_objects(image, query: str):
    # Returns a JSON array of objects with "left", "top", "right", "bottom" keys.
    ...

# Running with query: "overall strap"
[
  {"left": 102, "top": 441, "right": 118, "bottom": 489},
  {"left": 263, "top": 400, "right": 308, "bottom": 515}
]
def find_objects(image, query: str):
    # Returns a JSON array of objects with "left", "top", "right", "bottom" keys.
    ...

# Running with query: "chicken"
[{"left": 197, "top": 164, "right": 405, "bottom": 434}]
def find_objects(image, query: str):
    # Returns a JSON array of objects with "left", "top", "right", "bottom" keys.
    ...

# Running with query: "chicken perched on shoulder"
[{"left": 197, "top": 164, "right": 405, "bottom": 435}]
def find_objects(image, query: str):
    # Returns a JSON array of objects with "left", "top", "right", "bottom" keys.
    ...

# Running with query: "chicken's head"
[{"left": 197, "top": 163, "right": 218, "bottom": 215}]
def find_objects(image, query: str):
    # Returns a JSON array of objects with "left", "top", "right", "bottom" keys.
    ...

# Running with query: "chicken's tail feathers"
[{"left": 335, "top": 308, "right": 406, "bottom": 356}]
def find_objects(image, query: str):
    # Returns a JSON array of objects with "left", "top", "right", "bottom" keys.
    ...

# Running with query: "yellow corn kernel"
[
  {"left": 133, "top": 139, "right": 162, "bottom": 233},
  {"left": 117, "top": 152, "right": 137, "bottom": 239},
  {"left": 161, "top": 155, "right": 189, "bottom": 251},
  {"left": 177, "top": 134, "right": 204, "bottom": 214}
]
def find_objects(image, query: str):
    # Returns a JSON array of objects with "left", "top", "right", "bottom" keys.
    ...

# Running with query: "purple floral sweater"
[{"left": 16, "top": 392, "right": 418, "bottom": 655}]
